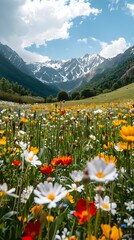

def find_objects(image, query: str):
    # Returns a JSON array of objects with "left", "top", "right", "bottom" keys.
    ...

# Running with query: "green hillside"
[{"left": 63, "top": 83, "right": 134, "bottom": 107}]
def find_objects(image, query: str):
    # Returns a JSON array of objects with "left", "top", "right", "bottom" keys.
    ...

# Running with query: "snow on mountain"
[{"left": 27, "top": 54, "right": 105, "bottom": 91}]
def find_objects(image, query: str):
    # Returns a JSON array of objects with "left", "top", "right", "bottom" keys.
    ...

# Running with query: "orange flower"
[
  {"left": 30, "top": 205, "right": 43, "bottom": 218},
  {"left": 59, "top": 156, "right": 73, "bottom": 166},
  {"left": 40, "top": 164, "right": 55, "bottom": 175},
  {"left": 51, "top": 157, "right": 61, "bottom": 166},
  {"left": 101, "top": 224, "right": 123, "bottom": 240},
  {"left": 120, "top": 125, "right": 134, "bottom": 142},
  {"left": 51, "top": 156, "right": 73, "bottom": 166}
]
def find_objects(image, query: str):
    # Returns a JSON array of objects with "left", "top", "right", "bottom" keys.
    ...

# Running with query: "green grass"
[{"left": 64, "top": 83, "right": 134, "bottom": 107}]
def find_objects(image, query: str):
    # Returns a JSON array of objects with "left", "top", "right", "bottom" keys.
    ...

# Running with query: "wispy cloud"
[
  {"left": 0, "top": 0, "right": 101, "bottom": 62},
  {"left": 108, "top": 0, "right": 120, "bottom": 11},
  {"left": 126, "top": 3, "right": 134, "bottom": 16},
  {"left": 77, "top": 38, "right": 88, "bottom": 43}
]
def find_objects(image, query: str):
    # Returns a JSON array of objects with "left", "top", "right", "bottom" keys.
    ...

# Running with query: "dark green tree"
[
  {"left": 71, "top": 91, "right": 80, "bottom": 100},
  {"left": 57, "top": 91, "right": 69, "bottom": 101},
  {"left": 81, "top": 88, "right": 95, "bottom": 99}
]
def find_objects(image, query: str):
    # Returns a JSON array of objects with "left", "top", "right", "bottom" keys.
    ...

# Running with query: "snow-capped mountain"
[
  {"left": 0, "top": 41, "right": 134, "bottom": 93},
  {"left": 27, "top": 54, "right": 105, "bottom": 91},
  {"left": 0, "top": 42, "right": 34, "bottom": 77}
]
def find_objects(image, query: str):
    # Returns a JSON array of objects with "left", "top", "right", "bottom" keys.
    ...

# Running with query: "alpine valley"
[{"left": 0, "top": 42, "right": 134, "bottom": 97}]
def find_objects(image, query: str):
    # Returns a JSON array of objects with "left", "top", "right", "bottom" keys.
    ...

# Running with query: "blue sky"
[{"left": 0, "top": 0, "right": 134, "bottom": 62}]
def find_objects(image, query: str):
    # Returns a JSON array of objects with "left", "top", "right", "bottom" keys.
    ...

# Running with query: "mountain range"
[{"left": 0, "top": 42, "right": 134, "bottom": 97}]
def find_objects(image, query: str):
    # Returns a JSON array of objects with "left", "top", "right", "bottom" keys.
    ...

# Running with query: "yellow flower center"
[
  {"left": 24, "top": 196, "right": 28, "bottom": 200},
  {"left": 102, "top": 203, "right": 110, "bottom": 210},
  {"left": 28, "top": 157, "right": 33, "bottom": 161},
  {"left": 0, "top": 191, "right": 6, "bottom": 197},
  {"left": 47, "top": 193, "right": 55, "bottom": 200},
  {"left": 96, "top": 171, "right": 105, "bottom": 178}
]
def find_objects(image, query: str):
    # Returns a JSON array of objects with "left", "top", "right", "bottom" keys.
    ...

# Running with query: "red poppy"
[
  {"left": 23, "top": 220, "right": 41, "bottom": 240},
  {"left": 40, "top": 164, "right": 55, "bottom": 175},
  {"left": 73, "top": 199, "right": 97, "bottom": 224},
  {"left": 59, "top": 156, "right": 73, "bottom": 166},
  {"left": 61, "top": 109, "right": 66, "bottom": 115},
  {"left": 12, "top": 160, "right": 21, "bottom": 166},
  {"left": 22, "top": 237, "right": 33, "bottom": 240},
  {"left": 51, "top": 157, "right": 61, "bottom": 166},
  {"left": 51, "top": 156, "right": 73, "bottom": 166}
]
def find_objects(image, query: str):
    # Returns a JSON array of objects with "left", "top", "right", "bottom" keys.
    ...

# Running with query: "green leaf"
[
  {"left": 2, "top": 211, "right": 17, "bottom": 220},
  {"left": 49, "top": 207, "right": 68, "bottom": 240}
]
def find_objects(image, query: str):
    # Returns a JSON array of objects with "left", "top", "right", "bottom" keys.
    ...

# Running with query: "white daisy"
[
  {"left": 67, "top": 183, "right": 84, "bottom": 193},
  {"left": 87, "top": 156, "right": 117, "bottom": 183},
  {"left": 95, "top": 194, "right": 117, "bottom": 215},
  {"left": 124, "top": 216, "right": 134, "bottom": 226},
  {"left": 23, "top": 150, "right": 42, "bottom": 167},
  {"left": 34, "top": 181, "right": 67, "bottom": 208},
  {"left": 124, "top": 201, "right": 134, "bottom": 211},
  {"left": 0, "top": 183, "right": 18, "bottom": 198},
  {"left": 69, "top": 170, "right": 84, "bottom": 182}
]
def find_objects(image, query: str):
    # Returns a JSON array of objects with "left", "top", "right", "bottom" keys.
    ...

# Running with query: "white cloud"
[
  {"left": 126, "top": 3, "right": 134, "bottom": 16},
  {"left": 99, "top": 37, "right": 130, "bottom": 59},
  {"left": 77, "top": 38, "right": 87, "bottom": 43},
  {"left": 0, "top": 0, "right": 101, "bottom": 62}
]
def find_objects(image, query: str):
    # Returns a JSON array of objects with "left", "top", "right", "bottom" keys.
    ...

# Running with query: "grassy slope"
[{"left": 64, "top": 83, "right": 134, "bottom": 107}]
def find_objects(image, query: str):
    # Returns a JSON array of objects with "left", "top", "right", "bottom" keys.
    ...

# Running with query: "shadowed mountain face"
[{"left": 0, "top": 52, "right": 58, "bottom": 97}]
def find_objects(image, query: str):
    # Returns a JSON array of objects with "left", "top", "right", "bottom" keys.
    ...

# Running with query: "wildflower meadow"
[{"left": 0, "top": 100, "right": 134, "bottom": 240}]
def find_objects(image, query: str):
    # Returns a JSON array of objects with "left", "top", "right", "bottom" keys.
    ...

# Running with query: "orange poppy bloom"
[
  {"left": 51, "top": 156, "right": 73, "bottom": 166},
  {"left": 40, "top": 164, "right": 55, "bottom": 175},
  {"left": 59, "top": 156, "right": 73, "bottom": 166},
  {"left": 51, "top": 157, "right": 61, "bottom": 166}
]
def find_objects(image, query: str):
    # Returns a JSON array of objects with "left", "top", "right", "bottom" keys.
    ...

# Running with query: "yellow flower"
[
  {"left": 46, "top": 215, "right": 54, "bottom": 222},
  {"left": 120, "top": 125, "right": 134, "bottom": 142},
  {"left": 28, "top": 146, "right": 39, "bottom": 155},
  {"left": 101, "top": 224, "right": 123, "bottom": 240},
  {"left": 112, "top": 120, "right": 122, "bottom": 126},
  {"left": 103, "top": 142, "right": 114, "bottom": 149},
  {"left": 66, "top": 193, "right": 74, "bottom": 203},
  {"left": 98, "top": 153, "right": 116, "bottom": 165},
  {"left": 116, "top": 142, "right": 133, "bottom": 150},
  {"left": 17, "top": 216, "right": 27, "bottom": 222},
  {"left": 0, "top": 137, "right": 6, "bottom": 145},
  {"left": 20, "top": 117, "right": 28, "bottom": 123},
  {"left": 0, "top": 130, "right": 5, "bottom": 134}
]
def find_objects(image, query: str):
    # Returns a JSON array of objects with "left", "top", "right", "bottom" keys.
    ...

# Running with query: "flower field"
[{"left": 0, "top": 100, "right": 134, "bottom": 240}]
